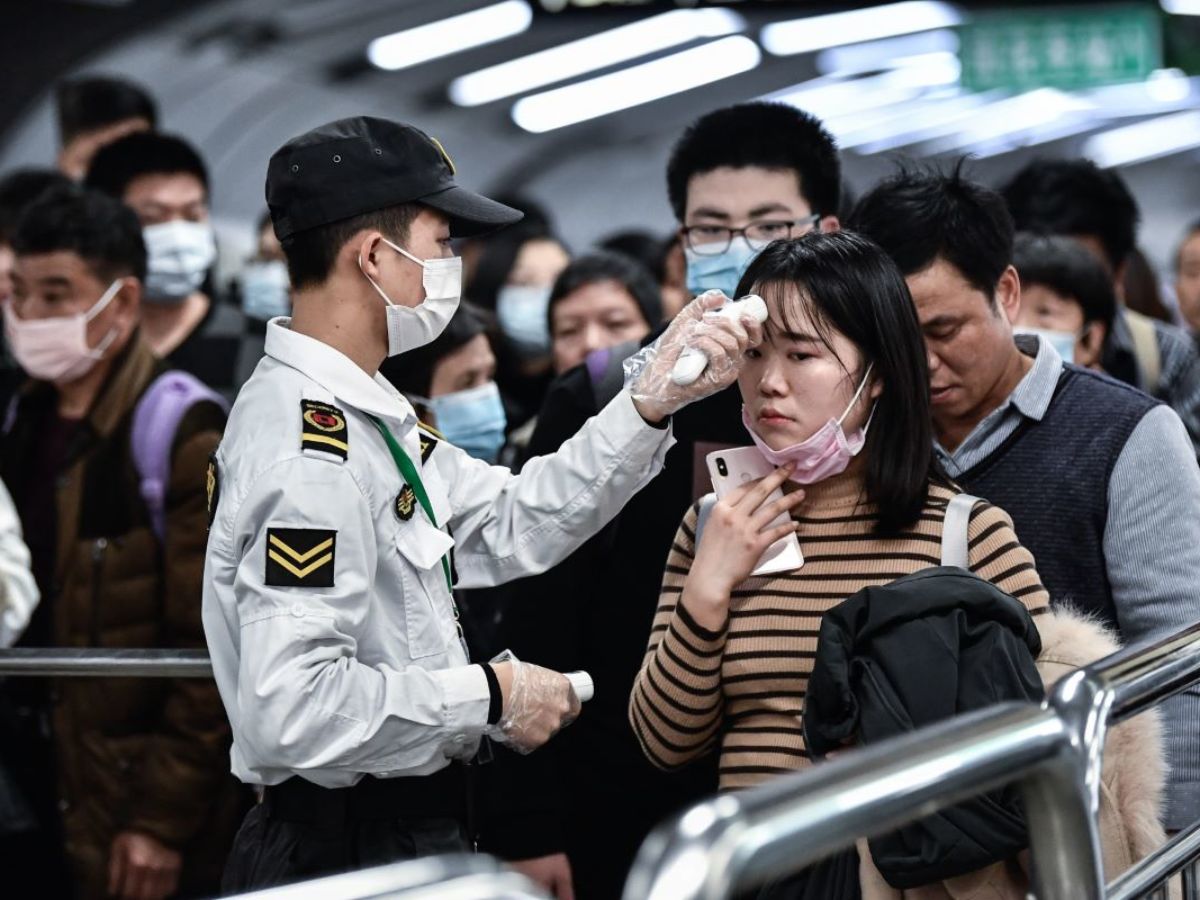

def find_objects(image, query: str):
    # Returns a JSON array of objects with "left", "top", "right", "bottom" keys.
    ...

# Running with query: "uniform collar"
[{"left": 264, "top": 317, "right": 417, "bottom": 429}]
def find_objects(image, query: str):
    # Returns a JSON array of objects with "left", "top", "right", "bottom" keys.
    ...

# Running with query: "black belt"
[{"left": 262, "top": 765, "right": 466, "bottom": 826}]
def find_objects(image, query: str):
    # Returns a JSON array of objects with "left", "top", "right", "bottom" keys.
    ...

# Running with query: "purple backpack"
[
  {"left": 131, "top": 371, "right": 227, "bottom": 542},
  {"left": 2, "top": 370, "right": 225, "bottom": 543}
]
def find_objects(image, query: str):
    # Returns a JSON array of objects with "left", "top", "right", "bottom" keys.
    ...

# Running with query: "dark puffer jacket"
[
  {"left": 0, "top": 335, "right": 245, "bottom": 897},
  {"left": 804, "top": 567, "right": 1044, "bottom": 890}
]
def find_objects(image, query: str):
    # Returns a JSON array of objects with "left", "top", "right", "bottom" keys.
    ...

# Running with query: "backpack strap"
[
  {"left": 694, "top": 493, "right": 718, "bottom": 551},
  {"left": 941, "top": 493, "right": 980, "bottom": 569},
  {"left": 131, "top": 371, "right": 228, "bottom": 543},
  {"left": 1125, "top": 309, "right": 1162, "bottom": 391}
]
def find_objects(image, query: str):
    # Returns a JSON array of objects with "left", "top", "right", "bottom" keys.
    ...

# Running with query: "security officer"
[{"left": 202, "top": 116, "right": 761, "bottom": 891}]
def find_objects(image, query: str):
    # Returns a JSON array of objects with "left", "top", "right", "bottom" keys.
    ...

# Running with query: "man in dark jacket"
[
  {"left": 480, "top": 101, "right": 843, "bottom": 899},
  {"left": 0, "top": 186, "right": 242, "bottom": 899}
]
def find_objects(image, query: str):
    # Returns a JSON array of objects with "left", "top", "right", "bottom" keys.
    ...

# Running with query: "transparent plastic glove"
[
  {"left": 487, "top": 650, "right": 581, "bottom": 755},
  {"left": 623, "top": 290, "right": 764, "bottom": 419}
]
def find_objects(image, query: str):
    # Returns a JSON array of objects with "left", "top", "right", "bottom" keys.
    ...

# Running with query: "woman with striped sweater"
[{"left": 629, "top": 233, "right": 1165, "bottom": 896}]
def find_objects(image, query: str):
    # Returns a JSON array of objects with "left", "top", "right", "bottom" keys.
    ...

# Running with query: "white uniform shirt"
[{"left": 202, "top": 320, "right": 674, "bottom": 787}]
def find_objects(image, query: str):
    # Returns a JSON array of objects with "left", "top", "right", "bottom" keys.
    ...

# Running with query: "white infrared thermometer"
[
  {"left": 565, "top": 671, "right": 594, "bottom": 702},
  {"left": 671, "top": 294, "right": 769, "bottom": 386}
]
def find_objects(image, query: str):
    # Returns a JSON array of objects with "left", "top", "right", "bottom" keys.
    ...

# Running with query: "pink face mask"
[
  {"left": 3, "top": 279, "right": 122, "bottom": 383},
  {"left": 742, "top": 364, "right": 875, "bottom": 484}
]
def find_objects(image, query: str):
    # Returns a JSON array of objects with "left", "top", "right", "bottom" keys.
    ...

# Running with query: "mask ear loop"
[
  {"left": 84, "top": 279, "right": 127, "bottom": 359},
  {"left": 836, "top": 362, "right": 875, "bottom": 427}
]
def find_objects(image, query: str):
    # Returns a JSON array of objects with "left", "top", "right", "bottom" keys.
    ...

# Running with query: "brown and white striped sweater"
[{"left": 629, "top": 475, "right": 1050, "bottom": 793}]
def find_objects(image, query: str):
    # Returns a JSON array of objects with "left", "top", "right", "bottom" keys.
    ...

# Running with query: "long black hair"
[{"left": 736, "top": 231, "right": 944, "bottom": 534}]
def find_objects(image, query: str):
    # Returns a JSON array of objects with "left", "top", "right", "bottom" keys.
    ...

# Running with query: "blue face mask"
[
  {"left": 1013, "top": 326, "right": 1076, "bottom": 365},
  {"left": 496, "top": 284, "right": 552, "bottom": 355},
  {"left": 684, "top": 235, "right": 764, "bottom": 299},
  {"left": 427, "top": 381, "right": 508, "bottom": 464},
  {"left": 240, "top": 260, "right": 292, "bottom": 322}
]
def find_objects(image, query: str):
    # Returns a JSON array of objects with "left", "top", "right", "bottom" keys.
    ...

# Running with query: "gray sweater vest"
[{"left": 955, "top": 366, "right": 1158, "bottom": 629}]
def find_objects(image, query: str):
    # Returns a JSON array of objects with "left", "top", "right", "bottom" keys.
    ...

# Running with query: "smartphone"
[{"left": 706, "top": 447, "right": 804, "bottom": 576}]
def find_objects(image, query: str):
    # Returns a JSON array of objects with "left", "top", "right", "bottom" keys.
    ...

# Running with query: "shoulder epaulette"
[{"left": 300, "top": 399, "right": 348, "bottom": 462}]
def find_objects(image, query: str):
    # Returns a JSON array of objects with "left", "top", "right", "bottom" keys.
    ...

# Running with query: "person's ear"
[
  {"left": 353, "top": 231, "right": 386, "bottom": 279},
  {"left": 1113, "top": 260, "right": 1129, "bottom": 304},
  {"left": 113, "top": 276, "right": 141, "bottom": 319},
  {"left": 996, "top": 265, "right": 1021, "bottom": 325},
  {"left": 1079, "top": 320, "right": 1108, "bottom": 368},
  {"left": 819, "top": 215, "right": 841, "bottom": 234}
]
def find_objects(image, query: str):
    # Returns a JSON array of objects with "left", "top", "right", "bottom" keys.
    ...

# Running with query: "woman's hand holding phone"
[{"left": 683, "top": 464, "right": 807, "bottom": 632}]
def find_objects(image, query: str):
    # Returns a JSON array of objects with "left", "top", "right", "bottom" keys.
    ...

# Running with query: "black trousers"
[{"left": 222, "top": 769, "right": 470, "bottom": 893}]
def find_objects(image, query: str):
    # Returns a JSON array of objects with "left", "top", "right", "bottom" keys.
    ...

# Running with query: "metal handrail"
[
  {"left": 0, "top": 648, "right": 212, "bottom": 677},
  {"left": 625, "top": 621, "right": 1200, "bottom": 900},
  {"left": 227, "top": 854, "right": 549, "bottom": 899}
]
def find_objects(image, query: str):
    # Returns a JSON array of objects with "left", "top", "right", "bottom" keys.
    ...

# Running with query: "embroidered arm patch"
[
  {"left": 301, "top": 400, "right": 348, "bottom": 461},
  {"left": 265, "top": 528, "right": 337, "bottom": 587}
]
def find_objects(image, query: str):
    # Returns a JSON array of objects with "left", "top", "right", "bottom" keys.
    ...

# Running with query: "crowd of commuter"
[{"left": 0, "top": 71, "right": 1197, "bottom": 900}]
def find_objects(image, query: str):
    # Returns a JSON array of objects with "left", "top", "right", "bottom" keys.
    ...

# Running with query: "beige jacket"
[{"left": 860, "top": 608, "right": 1168, "bottom": 899}]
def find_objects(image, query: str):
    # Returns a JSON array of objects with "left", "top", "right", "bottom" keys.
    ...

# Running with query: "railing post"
[{"left": 1024, "top": 666, "right": 1112, "bottom": 900}]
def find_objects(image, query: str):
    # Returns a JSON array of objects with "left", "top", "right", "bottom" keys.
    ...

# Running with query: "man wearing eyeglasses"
[
  {"left": 674, "top": 103, "right": 841, "bottom": 299},
  {"left": 482, "top": 102, "right": 844, "bottom": 900}
]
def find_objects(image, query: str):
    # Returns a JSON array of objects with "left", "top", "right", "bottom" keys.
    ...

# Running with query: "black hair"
[
  {"left": 1012, "top": 233, "right": 1117, "bottom": 333},
  {"left": 849, "top": 161, "right": 1014, "bottom": 297},
  {"left": 465, "top": 221, "right": 563, "bottom": 311},
  {"left": 1175, "top": 218, "right": 1200, "bottom": 272},
  {"left": 12, "top": 185, "right": 147, "bottom": 282},
  {"left": 1000, "top": 158, "right": 1139, "bottom": 273},
  {"left": 56, "top": 75, "right": 157, "bottom": 145},
  {"left": 597, "top": 230, "right": 665, "bottom": 279},
  {"left": 735, "top": 232, "right": 944, "bottom": 534},
  {"left": 666, "top": 102, "right": 841, "bottom": 223},
  {"left": 85, "top": 131, "right": 209, "bottom": 198},
  {"left": 0, "top": 168, "right": 74, "bottom": 245},
  {"left": 547, "top": 251, "right": 663, "bottom": 334},
  {"left": 278, "top": 203, "right": 420, "bottom": 290},
  {"left": 379, "top": 302, "right": 491, "bottom": 399}
]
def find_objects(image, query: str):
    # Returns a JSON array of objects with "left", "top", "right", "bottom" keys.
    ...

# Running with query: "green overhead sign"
[{"left": 959, "top": 5, "right": 1163, "bottom": 92}]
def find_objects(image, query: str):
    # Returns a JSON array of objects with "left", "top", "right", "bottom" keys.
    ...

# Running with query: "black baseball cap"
[{"left": 266, "top": 116, "right": 522, "bottom": 241}]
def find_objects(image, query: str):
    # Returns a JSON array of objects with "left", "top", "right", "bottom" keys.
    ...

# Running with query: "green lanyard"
[{"left": 368, "top": 415, "right": 453, "bottom": 593}]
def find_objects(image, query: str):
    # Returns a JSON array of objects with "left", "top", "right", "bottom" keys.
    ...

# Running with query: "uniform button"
[
  {"left": 291, "top": 604, "right": 305, "bottom": 618},
  {"left": 58, "top": 798, "right": 70, "bottom": 813}
]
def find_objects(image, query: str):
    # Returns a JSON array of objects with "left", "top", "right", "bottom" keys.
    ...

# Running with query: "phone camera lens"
[{"left": 716, "top": 458, "right": 728, "bottom": 476}]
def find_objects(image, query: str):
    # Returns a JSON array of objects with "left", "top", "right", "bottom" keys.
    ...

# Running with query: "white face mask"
[
  {"left": 240, "top": 259, "right": 292, "bottom": 322},
  {"left": 496, "top": 284, "right": 552, "bottom": 354},
  {"left": 3, "top": 279, "right": 123, "bottom": 383},
  {"left": 359, "top": 238, "right": 462, "bottom": 357},
  {"left": 1013, "top": 326, "right": 1076, "bottom": 365},
  {"left": 142, "top": 220, "right": 217, "bottom": 303}
]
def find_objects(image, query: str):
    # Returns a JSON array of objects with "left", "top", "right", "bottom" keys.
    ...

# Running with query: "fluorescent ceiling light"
[
  {"left": 367, "top": 1, "right": 533, "bottom": 72},
  {"left": 921, "top": 89, "right": 1095, "bottom": 155},
  {"left": 1146, "top": 68, "right": 1192, "bottom": 103},
  {"left": 1084, "top": 111, "right": 1200, "bottom": 167},
  {"left": 450, "top": 8, "right": 744, "bottom": 107},
  {"left": 769, "top": 53, "right": 960, "bottom": 123},
  {"left": 512, "top": 35, "right": 760, "bottom": 133},
  {"left": 831, "top": 93, "right": 986, "bottom": 149},
  {"left": 762, "top": 1, "right": 963, "bottom": 57},
  {"left": 1161, "top": 0, "right": 1200, "bottom": 14},
  {"left": 816, "top": 29, "right": 959, "bottom": 76}
]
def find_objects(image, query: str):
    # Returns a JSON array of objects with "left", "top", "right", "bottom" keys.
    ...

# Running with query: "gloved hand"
[
  {"left": 488, "top": 651, "right": 582, "bottom": 755},
  {"left": 624, "top": 290, "right": 765, "bottom": 422}
]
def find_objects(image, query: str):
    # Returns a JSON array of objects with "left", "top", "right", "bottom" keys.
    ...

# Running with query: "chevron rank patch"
[
  {"left": 266, "top": 528, "right": 336, "bottom": 587},
  {"left": 417, "top": 423, "right": 440, "bottom": 464},
  {"left": 206, "top": 453, "right": 220, "bottom": 529},
  {"left": 395, "top": 485, "right": 417, "bottom": 521},
  {"left": 301, "top": 400, "right": 348, "bottom": 461}
]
